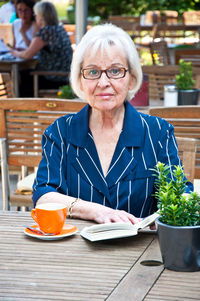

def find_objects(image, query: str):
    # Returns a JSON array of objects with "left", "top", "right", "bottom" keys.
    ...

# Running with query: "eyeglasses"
[
  {"left": 81, "top": 67, "right": 129, "bottom": 80},
  {"left": 17, "top": 8, "right": 31, "bottom": 14}
]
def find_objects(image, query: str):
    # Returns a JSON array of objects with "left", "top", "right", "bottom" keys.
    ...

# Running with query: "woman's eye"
[
  {"left": 110, "top": 68, "right": 120, "bottom": 75},
  {"left": 89, "top": 69, "right": 99, "bottom": 76}
]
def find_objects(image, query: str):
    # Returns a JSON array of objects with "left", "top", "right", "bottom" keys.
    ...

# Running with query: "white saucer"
[{"left": 24, "top": 224, "right": 78, "bottom": 240}]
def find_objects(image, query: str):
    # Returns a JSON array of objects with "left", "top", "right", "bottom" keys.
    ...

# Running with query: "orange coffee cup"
[{"left": 31, "top": 203, "right": 67, "bottom": 234}]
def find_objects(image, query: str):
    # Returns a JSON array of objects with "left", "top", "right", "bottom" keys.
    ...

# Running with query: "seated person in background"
[
  {"left": 0, "top": 0, "right": 15, "bottom": 23},
  {"left": 9, "top": 1, "right": 72, "bottom": 96},
  {"left": 32, "top": 24, "right": 193, "bottom": 224},
  {"left": 12, "top": 0, "right": 38, "bottom": 50}
]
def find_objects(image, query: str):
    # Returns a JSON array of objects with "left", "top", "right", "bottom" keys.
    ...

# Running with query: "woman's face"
[
  {"left": 80, "top": 45, "right": 135, "bottom": 113},
  {"left": 17, "top": 3, "right": 32, "bottom": 23},
  {"left": 34, "top": 12, "right": 44, "bottom": 28}
]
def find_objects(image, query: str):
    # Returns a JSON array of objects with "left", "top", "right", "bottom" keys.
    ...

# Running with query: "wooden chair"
[
  {"left": 0, "top": 98, "right": 87, "bottom": 210},
  {"left": 30, "top": 70, "right": 69, "bottom": 98},
  {"left": 142, "top": 65, "right": 200, "bottom": 101},
  {"left": 149, "top": 106, "right": 200, "bottom": 180},
  {"left": 149, "top": 40, "right": 171, "bottom": 65},
  {"left": 142, "top": 65, "right": 179, "bottom": 100},
  {"left": 0, "top": 73, "right": 12, "bottom": 98}
]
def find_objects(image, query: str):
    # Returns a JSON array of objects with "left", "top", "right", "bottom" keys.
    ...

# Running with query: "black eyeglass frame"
[{"left": 81, "top": 67, "right": 129, "bottom": 80}]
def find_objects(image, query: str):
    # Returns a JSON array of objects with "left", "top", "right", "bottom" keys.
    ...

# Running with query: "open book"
[{"left": 80, "top": 212, "right": 159, "bottom": 242}]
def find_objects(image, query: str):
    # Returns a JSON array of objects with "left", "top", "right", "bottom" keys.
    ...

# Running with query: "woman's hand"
[
  {"left": 91, "top": 204, "right": 141, "bottom": 224},
  {"left": 20, "top": 23, "right": 32, "bottom": 47},
  {"left": 8, "top": 46, "right": 21, "bottom": 58}
]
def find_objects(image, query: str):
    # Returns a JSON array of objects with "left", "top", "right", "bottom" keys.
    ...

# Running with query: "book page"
[
  {"left": 80, "top": 227, "right": 138, "bottom": 242},
  {"left": 134, "top": 212, "right": 160, "bottom": 230},
  {"left": 80, "top": 212, "right": 159, "bottom": 242}
]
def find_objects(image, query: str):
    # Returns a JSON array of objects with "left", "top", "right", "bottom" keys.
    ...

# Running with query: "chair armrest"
[
  {"left": 30, "top": 71, "right": 69, "bottom": 77},
  {"left": 0, "top": 138, "right": 9, "bottom": 210},
  {"left": 30, "top": 71, "right": 69, "bottom": 97}
]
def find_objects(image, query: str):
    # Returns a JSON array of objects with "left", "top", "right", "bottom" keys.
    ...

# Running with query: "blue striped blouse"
[{"left": 32, "top": 102, "right": 193, "bottom": 217}]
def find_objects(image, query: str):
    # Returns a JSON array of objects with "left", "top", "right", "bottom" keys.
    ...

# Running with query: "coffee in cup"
[{"left": 31, "top": 203, "right": 67, "bottom": 234}]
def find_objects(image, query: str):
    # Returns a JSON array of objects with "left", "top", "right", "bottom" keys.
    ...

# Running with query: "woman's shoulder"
[
  {"left": 37, "top": 25, "right": 62, "bottom": 38},
  {"left": 13, "top": 18, "right": 22, "bottom": 27},
  {"left": 46, "top": 113, "right": 75, "bottom": 131},
  {"left": 139, "top": 110, "right": 173, "bottom": 129}
]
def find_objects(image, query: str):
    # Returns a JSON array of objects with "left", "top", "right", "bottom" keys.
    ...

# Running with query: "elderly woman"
[
  {"left": 9, "top": 1, "right": 72, "bottom": 96},
  {"left": 32, "top": 24, "right": 193, "bottom": 224}
]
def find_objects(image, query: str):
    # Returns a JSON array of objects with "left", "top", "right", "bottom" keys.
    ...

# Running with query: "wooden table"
[
  {"left": 0, "top": 211, "right": 199, "bottom": 301},
  {"left": 0, "top": 58, "right": 37, "bottom": 97}
]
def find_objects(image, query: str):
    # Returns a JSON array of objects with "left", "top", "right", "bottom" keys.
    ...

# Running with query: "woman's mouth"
[{"left": 97, "top": 93, "right": 113, "bottom": 99}]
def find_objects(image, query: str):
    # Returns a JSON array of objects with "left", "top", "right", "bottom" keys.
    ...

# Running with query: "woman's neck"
[{"left": 89, "top": 105, "right": 125, "bottom": 132}]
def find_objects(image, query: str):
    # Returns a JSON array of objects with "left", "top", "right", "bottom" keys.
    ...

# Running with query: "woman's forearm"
[
  {"left": 37, "top": 192, "right": 141, "bottom": 224},
  {"left": 10, "top": 36, "right": 45, "bottom": 59}
]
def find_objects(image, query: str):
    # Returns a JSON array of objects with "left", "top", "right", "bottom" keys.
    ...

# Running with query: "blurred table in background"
[{"left": 0, "top": 58, "right": 37, "bottom": 97}]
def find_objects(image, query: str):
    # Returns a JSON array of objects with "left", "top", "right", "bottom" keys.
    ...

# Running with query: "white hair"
[{"left": 70, "top": 23, "right": 143, "bottom": 101}]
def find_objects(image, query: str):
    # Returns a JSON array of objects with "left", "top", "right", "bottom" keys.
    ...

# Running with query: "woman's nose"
[{"left": 97, "top": 72, "right": 110, "bottom": 86}]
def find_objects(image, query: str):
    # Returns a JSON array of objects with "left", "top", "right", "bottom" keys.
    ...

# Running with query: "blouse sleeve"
[{"left": 36, "top": 26, "right": 56, "bottom": 44}]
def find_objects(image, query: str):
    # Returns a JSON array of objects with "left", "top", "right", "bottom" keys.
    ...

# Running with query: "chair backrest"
[
  {"left": 149, "top": 106, "right": 200, "bottom": 179},
  {"left": 152, "top": 23, "right": 187, "bottom": 44},
  {"left": 0, "top": 73, "right": 12, "bottom": 98},
  {"left": 142, "top": 65, "right": 179, "bottom": 100},
  {"left": 0, "top": 98, "right": 87, "bottom": 168},
  {"left": 150, "top": 39, "right": 171, "bottom": 65},
  {"left": 175, "top": 48, "right": 200, "bottom": 67},
  {"left": 0, "top": 24, "right": 13, "bottom": 45},
  {"left": 183, "top": 11, "right": 200, "bottom": 25},
  {"left": 63, "top": 24, "right": 92, "bottom": 45},
  {"left": 145, "top": 10, "right": 178, "bottom": 25},
  {"left": 176, "top": 137, "right": 197, "bottom": 183}
]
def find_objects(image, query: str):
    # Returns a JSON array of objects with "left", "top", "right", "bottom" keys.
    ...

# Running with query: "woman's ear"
[
  {"left": 80, "top": 77, "right": 84, "bottom": 91},
  {"left": 128, "top": 74, "right": 136, "bottom": 91}
]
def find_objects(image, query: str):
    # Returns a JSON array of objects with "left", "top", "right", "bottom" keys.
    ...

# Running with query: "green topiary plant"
[
  {"left": 153, "top": 162, "right": 200, "bottom": 226},
  {"left": 175, "top": 59, "right": 195, "bottom": 90}
]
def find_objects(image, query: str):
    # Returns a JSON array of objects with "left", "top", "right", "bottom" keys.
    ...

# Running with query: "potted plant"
[
  {"left": 57, "top": 84, "right": 76, "bottom": 99},
  {"left": 153, "top": 162, "right": 200, "bottom": 272},
  {"left": 175, "top": 59, "right": 199, "bottom": 105}
]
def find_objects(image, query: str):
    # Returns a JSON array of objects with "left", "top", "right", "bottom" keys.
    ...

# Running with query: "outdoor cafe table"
[
  {"left": 0, "top": 58, "right": 37, "bottom": 97},
  {"left": 0, "top": 211, "right": 200, "bottom": 301}
]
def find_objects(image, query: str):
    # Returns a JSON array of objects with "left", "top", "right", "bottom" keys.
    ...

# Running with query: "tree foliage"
[{"left": 88, "top": 0, "right": 200, "bottom": 19}]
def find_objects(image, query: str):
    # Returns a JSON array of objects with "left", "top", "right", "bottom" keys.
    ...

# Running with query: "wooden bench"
[{"left": 149, "top": 106, "right": 200, "bottom": 179}]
